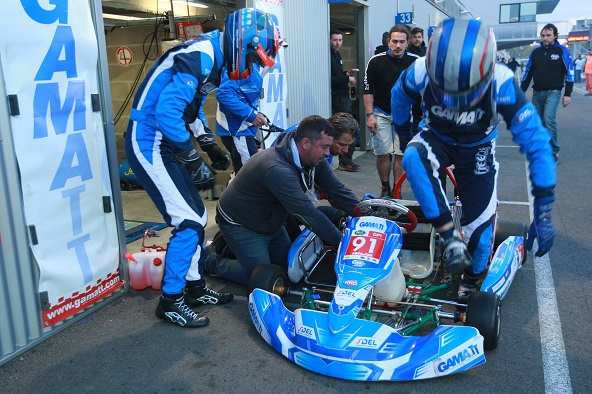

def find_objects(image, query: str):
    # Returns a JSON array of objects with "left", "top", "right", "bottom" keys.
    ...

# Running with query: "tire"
[
  {"left": 494, "top": 220, "right": 528, "bottom": 251},
  {"left": 466, "top": 291, "right": 501, "bottom": 350},
  {"left": 120, "top": 179, "right": 132, "bottom": 191},
  {"left": 248, "top": 264, "right": 288, "bottom": 296}
]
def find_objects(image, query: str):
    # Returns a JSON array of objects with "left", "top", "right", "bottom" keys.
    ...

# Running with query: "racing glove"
[
  {"left": 526, "top": 196, "right": 555, "bottom": 257},
  {"left": 196, "top": 134, "right": 230, "bottom": 171},
  {"left": 174, "top": 146, "right": 216, "bottom": 191}
]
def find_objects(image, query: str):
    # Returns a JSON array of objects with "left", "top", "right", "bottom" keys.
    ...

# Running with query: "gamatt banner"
[{"left": 0, "top": 0, "right": 122, "bottom": 326}]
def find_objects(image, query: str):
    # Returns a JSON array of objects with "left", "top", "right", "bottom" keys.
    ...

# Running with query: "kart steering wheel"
[{"left": 354, "top": 198, "right": 418, "bottom": 233}]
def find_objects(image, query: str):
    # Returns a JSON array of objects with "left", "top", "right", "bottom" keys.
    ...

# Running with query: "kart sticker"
[{"left": 344, "top": 231, "right": 385, "bottom": 263}]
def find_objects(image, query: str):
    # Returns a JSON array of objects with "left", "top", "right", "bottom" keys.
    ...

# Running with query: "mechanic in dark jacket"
[
  {"left": 521, "top": 23, "right": 574, "bottom": 163},
  {"left": 206, "top": 116, "right": 359, "bottom": 285}
]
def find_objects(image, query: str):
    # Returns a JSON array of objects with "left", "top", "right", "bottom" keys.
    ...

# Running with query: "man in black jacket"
[
  {"left": 330, "top": 29, "right": 360, "bottom": 172},
  {"left": 408, "top": 27, "right": 426, "bottom": 57},
  {"left": 205, "top": 116, "right": 359, "bottom": 285},
  {"left": 521, "top": 23, "right": 574, "bottom": 163}
]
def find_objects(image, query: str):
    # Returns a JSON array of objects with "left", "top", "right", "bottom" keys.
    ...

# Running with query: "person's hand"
[
  {"left": 252, "top": 113, "right": 268, "bottom": 128},
  {"left": 367, "top": 115, "right": 378, "bottom": 135},
  {"left": 526, "top": 196, "right": 554, "bottom": 257},
  {"left": 196, "top": 134, "right": 230, "bottom": 171},
  {"left": 562, "top": 96, "right": 571, "bottom": 107},
  {"left": 348, "top": 76, "right": 356, "bottom": 85},
  {"left": 346, "top": 68, "right": 359, "bottom": 76},
  {"left": 174, "top": 146, "right": 217, "bottom": 191}
]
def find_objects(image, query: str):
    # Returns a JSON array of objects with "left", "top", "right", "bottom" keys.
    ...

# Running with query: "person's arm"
[
  {"left": 391, "top": 62, "right": 423, "bottom": 151},
  {"left": 216, "top": 68, "right": 259, "bottom": 128},
  {"left": 497, "top": 76, "right": 555, "bottom": 257},
  {"left": 264, "top": 166, "right": 344, "bottom": 248},
  {"left": 561, "top": 47, "right": 574, "bottom": 107},
  {"left": 314, "top": 160, "right": 359, "bottom": 216},
  {"left": 520, "top": 52, "right": 535, "bottom": 92}
]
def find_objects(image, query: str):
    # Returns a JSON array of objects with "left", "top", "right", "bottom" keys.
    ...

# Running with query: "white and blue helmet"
[
  {"left": 427, "top": 19, "right": 496, "bottom": 109},
  {"left": 224, "top": 8, "right": 286, "bottom": 80}
]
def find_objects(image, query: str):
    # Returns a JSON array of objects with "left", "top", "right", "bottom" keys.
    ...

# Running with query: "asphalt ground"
[{"left": 1, "top": 86, "right": 591, "bottom": 393}]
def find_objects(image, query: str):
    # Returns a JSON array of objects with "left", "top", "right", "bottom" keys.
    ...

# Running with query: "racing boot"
[
  {"left": 184, "top": 279, "right": 234, "bottom": 307},
  {"left": 155, "top": 294, "right": 209, "bottom": 328},
  {"left": 442, "top": 230, "right": 472, "bottom": 274},
  {"left": 380, "top": 186, "right": 393, "bottom": 199},
  {"left": 457, "top": 270, "right": 480, "bottom": 303}
]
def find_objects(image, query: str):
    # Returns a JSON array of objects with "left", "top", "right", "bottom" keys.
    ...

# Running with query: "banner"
[
  {"left": 0, "top": 0, "right": 122, "bottom": 326},
  {"left": 253, "top": 0, "right": 287, "bottom": 147}
]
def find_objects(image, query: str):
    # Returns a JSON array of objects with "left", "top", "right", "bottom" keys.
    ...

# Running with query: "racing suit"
[
  {"left": 215, "top": 65, "right": 264, "bottom": 172},
  {"left": 124, "top": 31, "right": 224, "bottom": 295},
  {"left": 392, "top": 58, "right": 556, "bottom": 275},
  {"left": 210, "top": 130, "right": 359, "bottom": 285}
]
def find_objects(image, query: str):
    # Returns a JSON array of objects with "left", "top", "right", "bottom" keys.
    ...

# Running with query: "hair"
[
  {"left": 328, "top": 112, "right": 359, "bottom": 139},
  {"left": 294, "top": 115, "right": 335, "bottom": 143},
  {"left": 381, "top": 31, "right": 389, "bottom": 46},
  {"left": 330, "top": 28, "right": 343, "bottom": 37},
  {"left": 411, "top": 27, "right": 424, "bottom": 36},
  {"left": 389, "top": 25, "right": 411, "bottom": 41},
  {"left": 540, "top": 23, "right": 558, "bottom": 37}
]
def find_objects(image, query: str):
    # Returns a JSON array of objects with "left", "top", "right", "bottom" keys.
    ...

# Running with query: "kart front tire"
[
  {"left": 494, "top": 220, "right": 527, "bottom": 251},
  {"left": 466, "top": 291, "right": 501, "bottom": 350},
  {"left": 248, "top": 264, "right": 287, "bottom": 296}
]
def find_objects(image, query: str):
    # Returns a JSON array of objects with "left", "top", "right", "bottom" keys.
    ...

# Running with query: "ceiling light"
[
  {"left": 170, "top": 1, "right": 209, "bottom": 8},
  {"left": 103, "top": 13, "right": 148, "bottom": 21}
]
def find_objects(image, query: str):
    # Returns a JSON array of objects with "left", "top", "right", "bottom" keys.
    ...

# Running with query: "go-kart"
[{"left": 247, "top": 195, "right": 527, "bottom": 381}]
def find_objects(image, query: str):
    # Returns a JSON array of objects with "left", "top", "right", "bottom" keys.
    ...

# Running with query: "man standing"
[
  {"left": 364, "top": 25, "right": 418, "bottom": 198},
  {"left": 574, "top": 54, "right": 585, "bottom": 84},
  {"left": 124, "top": 9, "right": 282, "bottom": 328},
  {"left": 521, "top": 23, "right": 574, "bottom": 163},
  {"left": 330, "top": 29, "right": 360, "bottom": 172},
  {"left": 206, "top": 116, "right": 359, "bottom": 285},
  {"left": 584, "top": 49, "right": 592, "bottom": 95},
  {"left": 408, "top": 27, "right": 426, "bottom": 57}
]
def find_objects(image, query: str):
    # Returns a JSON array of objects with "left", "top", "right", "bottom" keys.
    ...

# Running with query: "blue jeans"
[
  {"left": 532, "top": 89, "right": 560, "bottom": 155},
  {"left": 204, "top": 219, "right": 291, "bottom": 285}
]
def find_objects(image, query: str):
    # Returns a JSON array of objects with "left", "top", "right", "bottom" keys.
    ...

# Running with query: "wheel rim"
[{"left": 272, "top": 277, "right": 285, "bottom": 295}]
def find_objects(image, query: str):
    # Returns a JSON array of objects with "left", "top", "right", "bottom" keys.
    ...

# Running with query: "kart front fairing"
[{"left": 248, "top": 216, "right": 486, "bottom": 381}]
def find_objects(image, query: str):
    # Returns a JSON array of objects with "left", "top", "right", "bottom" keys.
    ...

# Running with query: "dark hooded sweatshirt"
[{"left": 216, "top": 130, "right": 359, "bottom": 247}]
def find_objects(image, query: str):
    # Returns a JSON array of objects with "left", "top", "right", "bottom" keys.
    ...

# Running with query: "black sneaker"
[
  {"left": 155, "top": 295, "right": 209, "bottom": 328},
  {"left": 185, "top": 280, "right": 234, "bottom": 307},
  {"left": 442, "top": 230, "right": 472, "bottom": 274},
  {"left": 457, "top": 274, "right": 479, "bottom": 303}
]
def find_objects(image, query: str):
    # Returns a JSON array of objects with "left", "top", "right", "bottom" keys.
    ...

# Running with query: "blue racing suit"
[
  {"left": 215, "top": 65, "right": 264, "bottom": 172},
  {"left": 391, "top": 58, "right": 556, "bottom": 274},
  {"left": 124, "top": 31, "right": 224, "bottom": 295}
]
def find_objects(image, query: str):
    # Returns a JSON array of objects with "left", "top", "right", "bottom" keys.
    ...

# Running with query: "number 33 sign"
[
  {"left": 396, "top": 12, "right": 413, "bottom": 24},
  {"left": 345, "top": 232, "right": 385, "bottom": 262}
]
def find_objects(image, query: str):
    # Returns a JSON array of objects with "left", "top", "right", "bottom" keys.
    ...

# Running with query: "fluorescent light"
[
  {"left": 103, "top": 13, "right": 148, "bottom": 21},
  {"left": 171, "top": 1, "right": 209, "bottom": 8}
]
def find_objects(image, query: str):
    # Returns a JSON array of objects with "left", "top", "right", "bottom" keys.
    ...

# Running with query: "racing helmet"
[
  {"left": 224, "top": 8, "right": 286, "bottom": 80},
  {"left": 426, "top": 18, "right": 496, "bottom": 109}
]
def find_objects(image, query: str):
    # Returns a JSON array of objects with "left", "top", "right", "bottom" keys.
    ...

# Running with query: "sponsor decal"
[
  {"left": 516, "top": 107, "right": 533, "bottom": 123},
  {"left": 337, "top": 289, "right": 357, "bottom": 298},
  {"left": 296, "top": 325, "right": 316, "bottom": 340},
  {"left": 358, "top": 221, "right": 385, "bottom": 230},
  {"left": 249, "top": 302, "right": 263, "bottom": 333},
  {"left": 351, "top": 259, "right": 365, "bottom": 267},
  {"left": 351, "top": 336, "right": 381, "bottom": 349},
  {"left": 550, "top": 54, "right": 559, "bottom": 61},
  {"left": 431, "top": 106, "right": 485, "bottom": 125},
  {"left": 354, "top": 230, "right": 366, "bottom": 235},
  {"left": 474, "top": 146, "right": 490, "bottom": 175},
  {"left": 437, "top": 344, "right": 481, "bottom": 373},
  {"left": 343, "top": 280, "right": 358, "bottom": 286}
]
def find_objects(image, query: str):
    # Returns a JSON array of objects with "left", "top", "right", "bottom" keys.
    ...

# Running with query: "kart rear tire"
[
  {"left": 248, "top": 264, "right": 287, "bottom": 296},
  {"left": 494, "top": 220, "right": 527, "bottom": 251},
  {"left": 466, "top": 291, "right": 501, "bottom": 350}
]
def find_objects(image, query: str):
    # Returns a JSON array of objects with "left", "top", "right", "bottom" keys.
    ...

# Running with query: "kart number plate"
[{"left": 345, "top": 232, "right": 385, "bottom": 262}]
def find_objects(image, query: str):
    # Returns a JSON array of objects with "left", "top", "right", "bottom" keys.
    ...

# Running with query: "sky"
[{"left": 537, "top": 0, "right": 592, "bottom": 24}]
